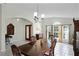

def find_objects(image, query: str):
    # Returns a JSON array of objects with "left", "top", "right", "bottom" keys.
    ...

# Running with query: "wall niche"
[{"left": 7, "top": 23, "right": 14, "bottom": 35}]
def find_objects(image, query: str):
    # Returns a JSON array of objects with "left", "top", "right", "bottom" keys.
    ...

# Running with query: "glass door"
[
  {"left": 53, "top": 25, "right": 62, "bottom": 42},
  {"left": 62, "top": 25, "right": 70, "bottom": 43},
  {"left": 46, "top": 25, "right": 70, "bottom": 43}
]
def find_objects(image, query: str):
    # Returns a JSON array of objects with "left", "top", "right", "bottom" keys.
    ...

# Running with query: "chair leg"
[{"left": 52, "top": 50, "right": 54, "bottom": 56}]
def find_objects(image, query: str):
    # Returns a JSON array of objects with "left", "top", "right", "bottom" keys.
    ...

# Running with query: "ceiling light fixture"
[
  {"left": 33, "top": 4, "right": 45, "bottom": 23},
  {"left": 17, "top": 19, "right": 19, "bottom": 21}
]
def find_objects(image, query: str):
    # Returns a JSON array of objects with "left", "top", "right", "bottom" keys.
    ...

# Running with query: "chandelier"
[{"left": 33, "top": 4, "right": 45, "bottom": 23}]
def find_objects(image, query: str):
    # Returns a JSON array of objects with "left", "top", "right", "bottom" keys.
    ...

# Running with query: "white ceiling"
[{"left": 2, "top": 3, "right": 79, "bottom": 20}]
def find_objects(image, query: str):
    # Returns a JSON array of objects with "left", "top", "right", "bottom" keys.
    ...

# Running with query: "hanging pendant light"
[{"left": 33, "top": 4, "right": 45, "bottom": 23}]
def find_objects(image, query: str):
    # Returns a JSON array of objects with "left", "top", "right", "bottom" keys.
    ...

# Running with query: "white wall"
[
  {"left": 1, "top": 4, "right": 6, "bottom": 52},
  {"left": 0, "top": 4, "right": 2, "bottom": 51},
  {"left": 33, "top": 21, "right": 42, "bottom": 36},
  {"left": 1, "top": 4, "right": 33, "bottom": 52},
  {"left": 42, "top": 17, "right": 74, "bottom": 44},
  {"left": 5, "top": 18, "right": 32, "bottom": 43}
]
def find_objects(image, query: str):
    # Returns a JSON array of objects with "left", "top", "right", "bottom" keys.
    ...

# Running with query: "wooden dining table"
[{"left": 18, "top": 39, "right": 49, "bottom": 56}]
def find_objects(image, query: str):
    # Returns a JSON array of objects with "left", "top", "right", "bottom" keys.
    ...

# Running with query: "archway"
[{"left": 5, "top": 17, "right": 33, "bottom": 44}]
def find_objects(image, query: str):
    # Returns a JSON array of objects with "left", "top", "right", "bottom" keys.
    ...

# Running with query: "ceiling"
[{"left": 2, "top": 3, "right": 79, "bottom": 20}]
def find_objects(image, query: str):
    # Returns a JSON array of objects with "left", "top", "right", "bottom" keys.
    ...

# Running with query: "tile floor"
[
  {"left": 54, "top": 43, "right": 74, "bottom": 56},
  {"left": 0, "top": 41, "right": 74, "bottom": 56}
]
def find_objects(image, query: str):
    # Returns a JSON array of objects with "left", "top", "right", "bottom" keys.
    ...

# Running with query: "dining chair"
[
  {"left": 11, "top": 44, "right": 21, "bottom": 56},
  {"left": 50, "top": 39, "right": 57, "bottom": 56},
  {"left": 42, "top": 39, "right": 57, "bottom": 56}
]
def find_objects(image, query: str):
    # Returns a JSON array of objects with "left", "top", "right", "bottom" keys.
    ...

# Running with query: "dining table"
[{"left": 18, "top": 39, "right": 49, "bottom": 56}]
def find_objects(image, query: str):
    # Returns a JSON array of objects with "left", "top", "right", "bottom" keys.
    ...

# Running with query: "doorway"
[{"left": 46, "top": 24, "right": 70, "bottom": 43}]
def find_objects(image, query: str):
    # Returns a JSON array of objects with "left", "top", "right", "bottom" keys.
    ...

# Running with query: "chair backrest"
[
  {"left": 11, "top": 45, "right": 21, "bottom": 56},
  {"left": 50, "top": 39, "right": 57, "bottom": 56},
  {"left": 50, "top": 39, "right": 57, "bottom": 49},
  {"left": 54, "top": 39, "right": 57, "bottom": 46}
]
